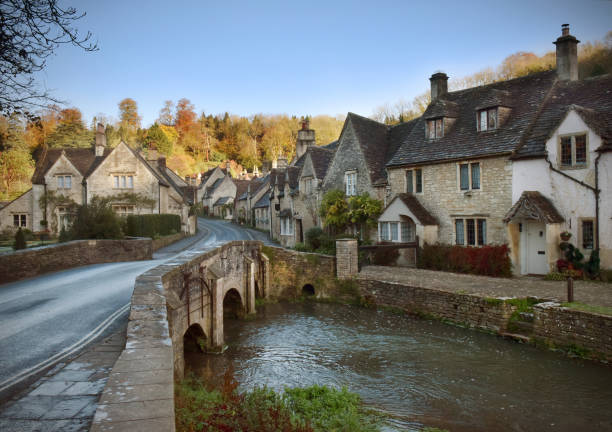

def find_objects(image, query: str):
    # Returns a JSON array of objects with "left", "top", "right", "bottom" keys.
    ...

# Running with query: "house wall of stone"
[
  {"left": 43, "top": 154, "right": 86, "bottom": 233},
  {"left": 0, "top": 189, "right": 33, "bottom": 231},
  {"left": 295, "top": 157, "right": 322, "bottom": 238},
  {"left": 207, "top": 177, "right": 236, "bottom": 210},
  {"left": 197, "top": 167, "right": 226, "bottom": 204},
  {"left": 87, "top": 143, "right": 160, "bottom": 213},
  {"left": 388, "top": 156, "right": 512, "bottom": 246},
  {"left": 322, "top": 120, "right": 377, "bottom": 197},
  {"left": 513, "top": 111, "right": 610, "bottom": 268}
]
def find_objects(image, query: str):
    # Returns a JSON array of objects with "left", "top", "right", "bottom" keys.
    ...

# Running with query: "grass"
[
  {"left": 176, "top": 368, "right": 382, "bottom": 432},
  {"left": 560, "top": 302, "right": 612, "bottom": 316}
]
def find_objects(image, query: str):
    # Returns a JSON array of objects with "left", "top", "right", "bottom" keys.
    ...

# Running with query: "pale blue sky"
[{"left": 37, "top": 0, "right": 612, "bottom": 127}]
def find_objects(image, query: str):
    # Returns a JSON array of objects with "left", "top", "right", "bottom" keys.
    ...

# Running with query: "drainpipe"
[{"left": 546, "top": 155, "right": 599, "bottom": 250}]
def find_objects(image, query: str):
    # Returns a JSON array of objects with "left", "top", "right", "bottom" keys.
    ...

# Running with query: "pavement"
[
  {"left": 359, "top": 265, "right": 612, "bottom": 308},
  {"left": 0, "top": 323, "right": 127, "bottom": 432}
]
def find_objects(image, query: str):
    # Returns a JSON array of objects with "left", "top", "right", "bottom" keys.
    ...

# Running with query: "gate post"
[{"left": 336, "top": 239, "right": 358, "bottom": 279}]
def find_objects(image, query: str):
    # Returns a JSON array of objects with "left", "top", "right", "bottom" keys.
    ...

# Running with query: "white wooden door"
[{"left": 525, "top": 221, "right": 548, "bottom": 275}]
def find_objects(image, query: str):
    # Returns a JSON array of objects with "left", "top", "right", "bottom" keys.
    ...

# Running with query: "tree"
[
  {"left": 13, "top": 227, "right": 26, "bottom": 250},
  {"left": 70, "top": 196, "right": 123, "bottom": 239},
  {"left": 158, "top": 100, "right": 174, "bottom": 126},
  {"left": 118, "top": 98, "right": 141, "bottom": 145},
  {"left": 0, "top": 146, "right": 34, "bottom": 200},
  {"left": 0, "top": 0, "right": 97, "bottom": 114},
  {"left": 46, "top": 107, "right": 92, "bottom": 147},
  {"left": 144, "top": 123, "right": 173, "bottom": 156}
]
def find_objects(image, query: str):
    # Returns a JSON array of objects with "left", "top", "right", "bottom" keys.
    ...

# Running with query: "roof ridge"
[{"left": 444, "top": 69, "right": 556, "bottom": 98}]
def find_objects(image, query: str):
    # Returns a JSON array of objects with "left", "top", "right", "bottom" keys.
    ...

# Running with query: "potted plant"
[{"left": 560, "top": 231, "right": 572, "bottom": 242}]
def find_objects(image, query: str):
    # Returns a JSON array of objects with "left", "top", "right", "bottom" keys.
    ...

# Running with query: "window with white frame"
[
  {"left": 427, "top": 118, "right": 444, "bottom": 139},
  {"left": 113, "top": 175, "right": 134, "bottom": 189},
  {"left": 560, "top": 134, "right": 587, "bottom": 168},
  {"left": 455, "top": 218, "right": 486, "bottom": 246},
  {"left": 458, "top": 162, "right": 480, "bottom": 191},
  {"left": 280, "top": 217, "right": 294, "bottom": 235},
  {"left": 477, "top": 107, "right": 498, "bottom": 131},
  {"left": 112, "top": 205, "right": 135, "bottom": 216},
  {"left": 345, "top": 171, "right": 357, "bottom": 196},
  {"left": 13, "top": 214, "right": 27, "bottom": 227},
  {"left": 57, "top": 206, "right": 73, "bottom": 230},
  {"left": 379, "top": 219, "right": 416, "bottom": 243},
  {"left": 581, "top": 219, "right": 594, "bottom": 250},
  {"left": 57, "top": 175, "right": 72, "bottom": 189},
  {"left": 406, "top": 168, "right": 423, "bottom": 194}
]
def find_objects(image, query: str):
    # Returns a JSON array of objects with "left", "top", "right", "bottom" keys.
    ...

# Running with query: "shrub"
[
  {"left": 305, "top": 227, "right": 325, "bottom": 250},
  {"left": 13, "top": 227, "right": 26, "bottom": 250},
  {"left": 125, "top": 214, "right": 181, "bottom": 237},
  {"left": 70, "top": 196, "right": 124, "bottom": 239},
  {"left": 584, "top": 249, "right": 600, "bottom": 279},
  {"left": 58, "top": 227, "right": 72, "bottom": 243},
  {"left": 418, "top": 243, "right": 512, "bottom": 277},
  {"left": 294, "top": 242, "right": 310, "bottom": 252}
]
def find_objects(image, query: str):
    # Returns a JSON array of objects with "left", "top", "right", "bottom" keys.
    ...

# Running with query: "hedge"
[
  {"left": 418, "top": 243, "right": 512, "bottom": 277},
  {"left": 125, "top": 214, "right": 181, "bottom": 238}
]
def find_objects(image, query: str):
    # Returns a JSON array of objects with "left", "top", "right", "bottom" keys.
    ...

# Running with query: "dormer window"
[
  {"left": 477, "top": 107, "right": 498, "bottom": 131},
  {"left": 560, "top": 134, "right": 587, "bottom": 168},
  {"left": 427, "top": 118, "right": 444, "bottom": 139}
]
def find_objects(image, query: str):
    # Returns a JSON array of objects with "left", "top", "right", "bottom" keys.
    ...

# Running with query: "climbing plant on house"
[{"left": 319, "top": 189, "right": 382, "bottom": 236}]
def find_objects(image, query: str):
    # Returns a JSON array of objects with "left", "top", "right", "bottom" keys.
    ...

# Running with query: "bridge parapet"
[{"left": 91, "top": 240, "right": 265, "bottom": 432}]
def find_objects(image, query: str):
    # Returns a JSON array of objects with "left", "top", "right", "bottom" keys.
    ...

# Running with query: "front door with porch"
[{"left": 520, "top": 220, "right": 548, "bottom": 275}]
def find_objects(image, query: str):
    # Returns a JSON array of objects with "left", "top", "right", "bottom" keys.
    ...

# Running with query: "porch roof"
[{"left": 503, "top": 191, "right": 564, "bottom": 223}]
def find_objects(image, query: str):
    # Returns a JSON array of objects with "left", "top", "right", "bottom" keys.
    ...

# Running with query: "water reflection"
[{"left": 186, "top": 302, "right": 612, "bottom": 432}]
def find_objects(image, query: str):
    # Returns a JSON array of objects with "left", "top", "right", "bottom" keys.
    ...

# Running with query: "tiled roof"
[
  {"left": 388, "top": 70, "right": 558, "bottom": 167},
  {"left": 213, "top": 196, "right": 232, "bottom": 207},
  {"left": 253, "top": 191, "right": 270, "bottom": 209},
  {"left": 321, "top": 140, "right": 339, "bottom": 151},
  {"left": 286, "top": 166, "right": 300, "bottom": 190},
  {"left": 513, "top": 74, "right": 612, "bottom": 158},
  {"left": 307, "top": 146, "right": 335, "bottom": 179},
  {"left": 32, "top": 147, "right": 111, "bottom": 184},
  {"left": 269, "top": 168, "right": 286, "bottom": 190},
  {"left": 503, "top": 191, "right": 564, "bottom": 223},
  {"left": 395, "top": 193, "right": 438, "bottom": 225},
  {"left": 233, "top": 179, "right": 251, "bottom": 201},
  {"left": 347, "top": 112, "right": 390, "bottom": 184}
]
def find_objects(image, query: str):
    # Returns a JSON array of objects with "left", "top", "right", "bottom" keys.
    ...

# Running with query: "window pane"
[
  {"left": 406, "top": 170, "right": 413, "bottom": 193},
  {"left": 460, "top": 164, "right": 469, "bottom": 190},
  {"left": 561, "top": 137, "right": 572, "bottom": 165},
  {"left": 471, "top": 163, "right": 480, "bottom": 189},
  {"left": 477, "top": 219, "right": 486, "bottom": 245},
  {"left": 390, "top": 222, "right": 398, "bottom": 241},
  {"left": 58, "top": 176, "right": 64, "bottom": 188},
  {"left": 467, "top": 219, "right": 476, "bottom": 245},
  {"left": 114, "top": 176, "right": 119, "bottom": 188},
  {"left": 415, "top": 169, "right": 422, "bottom": 193},
  {"left": 121, "top": 176, "right": 126, "bottom": 188},
  {"left": 428, "top": 120, "right": 435, "bottom": 139},
  {"left": 488, "top": 108, "right": 497, "bottom": 130},
  {"left": 436, "top": 119, "right": 443, "bottom": 138},
  {"left": 575, "top": 135, "right": 586, "bottom": 165},
  {"left": 401, "top": 222, "right": 414, "bottom": 242},
  {"left": 128, "top": 176, "right": 133, "bottom": 188},
  {"left": 65, "top": 176, "right": 71, "bottom": 188},
  {"left": 455, "top": 220, "right": 464, "bottom": 245},
  {"left": 480, "top": 111, "right": 487, "bottom": 131},
  {"left": 382, "top": 222, "right": 390, "bottom": 241},
  {"left": 582, "top": 220, "right": 594, "bottom": 249},
  {"left": 13, "top": 215, "right": 19, "bottom": 226}
]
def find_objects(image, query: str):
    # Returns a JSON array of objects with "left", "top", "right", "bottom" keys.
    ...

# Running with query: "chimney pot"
[
  {"left": 562, "top": 23, "right": 569, "bottom": 36},
  {"left": 429, "top": 72, "right": 449, "bottom": 102}
]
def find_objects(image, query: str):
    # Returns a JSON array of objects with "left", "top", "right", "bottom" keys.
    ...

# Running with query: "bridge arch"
[
  {"left": 183, "top": 323, "right": 207, "bottom": 353},
  {"left": 223, "top": 288, "right": 245, "bottom": 319},
  {"left": 302, "top": 284, "right": 315, "bottom": 296}
]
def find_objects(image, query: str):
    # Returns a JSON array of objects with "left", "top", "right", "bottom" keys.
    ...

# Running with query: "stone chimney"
[
  {"left": 158, "top": 157, "right": 166, "bottom": 169},
  {"left": 277, "top": 157, "right": 288, "bottom": 169},
  {"left": 554, "top": 24, "right": 580, "bottom": 81},
  {"left": 94, "top": 123, "right": 106, "bottom": 157},
  {"left": 253, "top": 166, "right": 259, "bottom": 177},
  {"left": 225, "top": 161, "right": 232, "bottom": 176},
  {"left": 296, "top": 119, "right": 316, "bottom": 160},
  {"left": 429, "top": 72, "right": 449, "bottom": 102}
]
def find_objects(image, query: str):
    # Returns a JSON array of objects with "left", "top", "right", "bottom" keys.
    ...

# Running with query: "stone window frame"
[
  {"left": 280, "top": 216, "right": 294, "bottom": 236},
  {"left": 112, "top": 204, "right": 135, "bottom": 217},
  {"left": 405, "top": 168, "right": 423, "bottom": 194},
  {"left": 456, "top": 161, "right": 482, "bottom": 192},
  {"left": 476, "top": 107, "right": 498, "bottom": 132},
  {"left": 344, "top": 170, "right": 357, "bottom": 196},
  {"left": 426, "top": 117, "right": 444, "bottom": 140},
  {"left": 56, "top": 174, "right": 72, "bottom": 189},
  {"left": 13, "top": 213, "right": 27, "bottom": 227},
  {"left": 113, "top": 174, "right": 135, "bottom": 189},
  {"left": 558, "top": 132, "right": 588, "bottom": 170},
  {"left": 301, "top": 175, "right": 314, "bottom": 195},
  {"left": 454, "top": 217, "right": 487, "bottom": 246},
  {"left": 578, "top": 217, "right": 595, "bottom": 251}
]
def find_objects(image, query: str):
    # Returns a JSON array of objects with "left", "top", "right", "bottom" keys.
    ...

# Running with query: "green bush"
[
  {"left": 58, "top": 227, "right": 72, "bottom": 243},
  {"left": 125, "top": 214, "right": 181, "bottom": 237},
  {"left": 13, "top": 227, "right": 26, "bottom": 250},
  {"left": 305, "top": 227, "right": 325, "bottom": 250},
  {"left": 70, "top": 196, "right": 123, "bottom": 239},
  {"left": 418, "top": 243, "right": 512, "bottom": 277}
]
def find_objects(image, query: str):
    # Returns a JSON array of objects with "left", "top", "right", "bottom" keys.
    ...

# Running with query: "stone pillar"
[
  {"left": 210, "top": 278, "right": 224, "bottom": 351},
  {"left": 260, "top": 253, "right": 270, "bottom": 298},
  {"left": 336, "top": 239, "right": 358, "bottom": 279},
  {"left": 244, "top": 257, "right": 256, "bottom": 314}
]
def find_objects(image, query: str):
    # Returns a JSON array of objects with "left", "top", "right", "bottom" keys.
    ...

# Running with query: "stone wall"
[
  {"left": 0, "top": 238, "right": 152, "bottom": 284},
  {"left": 387, "top": 155, "right": 512, "bottom": 245},
  {"left": 151, "top": 232, "right": 189, "bottom": 251},
  {"left": 357, "top": 279, "right": 514, "bottom": 332},
  {"left": 261, "top": 245, "right": 340, "bottom": 299},
  {"left": 533, "top": 303, "right": 612, "bottom": 359}
]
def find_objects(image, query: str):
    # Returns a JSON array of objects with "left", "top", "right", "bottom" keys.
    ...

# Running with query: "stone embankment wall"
[
  {"left": 533, "top": 303, "right": 612, "bottom": 359},
  {"left": 358, "top": 279, "right": 515, "bottom": 332},
  {"left": 0, "top": 238, "right": 152, "bottom": 284},
  {"left": 151, "top": 232, "right": 189, "bottom": 251},
  {"left": 261, "top": 245, "right": 342, "bottom": 299}
]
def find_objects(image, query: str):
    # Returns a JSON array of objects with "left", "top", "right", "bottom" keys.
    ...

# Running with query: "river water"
[{"left": 186, "top": 302, "right": 612, "bottom": 431}]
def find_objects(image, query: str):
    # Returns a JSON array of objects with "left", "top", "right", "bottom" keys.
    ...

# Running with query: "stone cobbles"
[
  {"left": 0, "top": 327, "right": 126, "bottom": 432},
  {"left": 358, "top": 265, "right": 612, "bottom": 308}
]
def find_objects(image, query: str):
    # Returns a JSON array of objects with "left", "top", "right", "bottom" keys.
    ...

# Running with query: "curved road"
[{"left": 0, "top": 218, "right": 271, "bottom": 400}]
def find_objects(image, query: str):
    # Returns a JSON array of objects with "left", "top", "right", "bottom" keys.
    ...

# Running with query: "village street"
[{"left": 0, "top": 218, "right": 270, "bottom": 402}]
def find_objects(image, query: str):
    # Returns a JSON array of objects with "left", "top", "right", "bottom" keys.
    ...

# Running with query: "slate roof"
[
  {"left": 388, "top": 70, "right": 558, "bottom": 167},
  {"left": 286, "top": 166, "right": 300, "bottom": 190},
  {"left": 321, "top": 140, "right": 339, "bottom": 151},
  {"left": 503, "top": 191, "right": 564, "bottom": 223},
  {"left": 513, "top": 74, "right": 612, "bottom": 159},
  {"left": 307, "top": 146, "right": 335, "bottom": 179},
  {"left": 279, "top": 208, "right": 292, "bottom": 218},
  {"left": 346, "top": 113, "right": 391, "bottom": 184},
  {"left": 253, "top": 191, "right": 270, "bottom": 209},
  {"left": 269, "top": 168, "right": 286, "bottom": 191},
  {"left": 213, "top": 196, "right": 232, "bottom": 207},
  {"left": 233, "top": 179, "right": 251, "bottom": 201},
  {"left": 32, "top": 147, "right": 112, "bottom": 184},
  {"left": 394, "top": 193, "right": 438, "bottom": 225}
]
